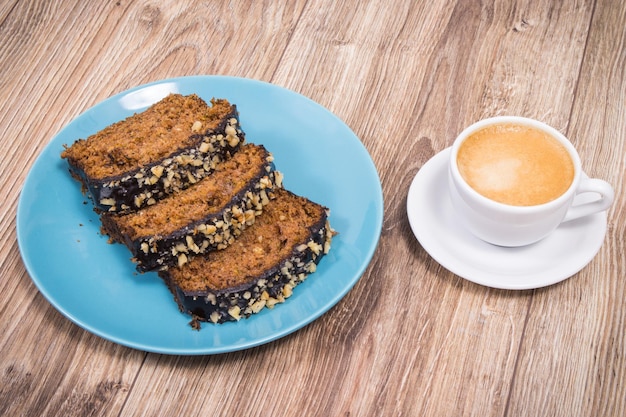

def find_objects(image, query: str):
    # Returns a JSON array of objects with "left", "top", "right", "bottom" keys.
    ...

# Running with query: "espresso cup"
[{"left": 448, "top": 116, "right": 614, "bottom": 247}]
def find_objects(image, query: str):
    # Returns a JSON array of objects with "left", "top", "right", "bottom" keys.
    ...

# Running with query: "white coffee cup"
[{"left": 448, "top": 116, "right": 614, "bottom": 247}]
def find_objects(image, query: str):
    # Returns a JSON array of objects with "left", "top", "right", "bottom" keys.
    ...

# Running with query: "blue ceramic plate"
[{"left": 17, "top": 76, "right": 383, "bottom": 355}]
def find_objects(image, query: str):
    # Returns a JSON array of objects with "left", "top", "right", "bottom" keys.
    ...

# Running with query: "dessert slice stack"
[{"left": 62, "top": 93, "right": 334, "bottom": 326}]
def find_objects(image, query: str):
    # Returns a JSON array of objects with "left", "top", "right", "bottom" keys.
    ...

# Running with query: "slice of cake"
[
  {"left": 159, "top": 188, "right": 334, "bottom": 325},
  {"left": 61, "top": 94, "right": 245, "bottom": 214},
  {"left": 100, "top": 143, "right": 283, "bottom": 272}
]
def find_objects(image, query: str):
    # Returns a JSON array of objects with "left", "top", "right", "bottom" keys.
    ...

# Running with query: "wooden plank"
[
  {"left": 0, "top": 0, "right": 18, "bottom": 25},
  {"left": 507, "top": 0, "right": 626, "bottom": 415},
  {"left": 0, "top": 3, "right": 149, "bottom": 415},
  {"left": 2, "top": 0, "right": 623, "bottom": 416}
]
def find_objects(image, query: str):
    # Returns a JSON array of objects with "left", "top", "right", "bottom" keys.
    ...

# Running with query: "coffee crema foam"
[{"left": 457, "top": 123, "right": 574, "bottom": 206}]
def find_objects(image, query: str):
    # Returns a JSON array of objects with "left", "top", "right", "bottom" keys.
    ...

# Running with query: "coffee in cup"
[
  {"left": 449, "top": 116, "right": 614, "bottom": 247},
  {"left": 456, "top": 123, "right": 575, "bottom": 206}
]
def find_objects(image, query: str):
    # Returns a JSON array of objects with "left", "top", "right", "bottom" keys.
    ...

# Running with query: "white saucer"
[{"left": 406, "top": 148, "right": 608, "bottom": 290}]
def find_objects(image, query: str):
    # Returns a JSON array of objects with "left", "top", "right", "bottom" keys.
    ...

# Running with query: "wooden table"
[{"left": 1, "top": 1, "right": 624, "bottom": 416}]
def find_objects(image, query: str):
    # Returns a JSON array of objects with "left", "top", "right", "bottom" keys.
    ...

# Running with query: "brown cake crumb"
[
  {"left": 61, "top": 94, "right": 245, "bottom": 214},
  {"left": 160, "top": 188, "right": 334, "bottom": 324},
  {"left": 103, "top": 144, "right": 274, "bottom": 238},
  {"left": 62, "top": 94, "right": 233, "bottom": 179},
  {"left": 171, "top": 189, "right": 325, "bottom": 291},
  {"left": 100, "top": 143, "right": 283, "bottom": 271}
]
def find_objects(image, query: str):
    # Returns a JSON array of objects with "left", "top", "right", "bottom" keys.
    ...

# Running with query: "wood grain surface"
[{"left": 1, "top": 1, "right": 624, "bottom": 416}]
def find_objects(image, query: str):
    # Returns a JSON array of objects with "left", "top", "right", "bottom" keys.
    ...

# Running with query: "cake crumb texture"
[
  {"left": 160, "top": 188, "right": 334, "bottom": 324},
  {"left": 99, "top": 143, "right": 283, "bottom": 272},
  {"left": 168, "top": 188, "right": 327, "bottom": 291},
  {"left": 62, "top": 94, "right": 235, "bottom": 179},
  {"left": 101, "top": 143, "right": 274, "bottom": 239}
]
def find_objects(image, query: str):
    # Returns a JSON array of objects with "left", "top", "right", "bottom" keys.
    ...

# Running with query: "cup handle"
[{"left": 563, "top": 177, "right": 614, "bottom": 222}]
